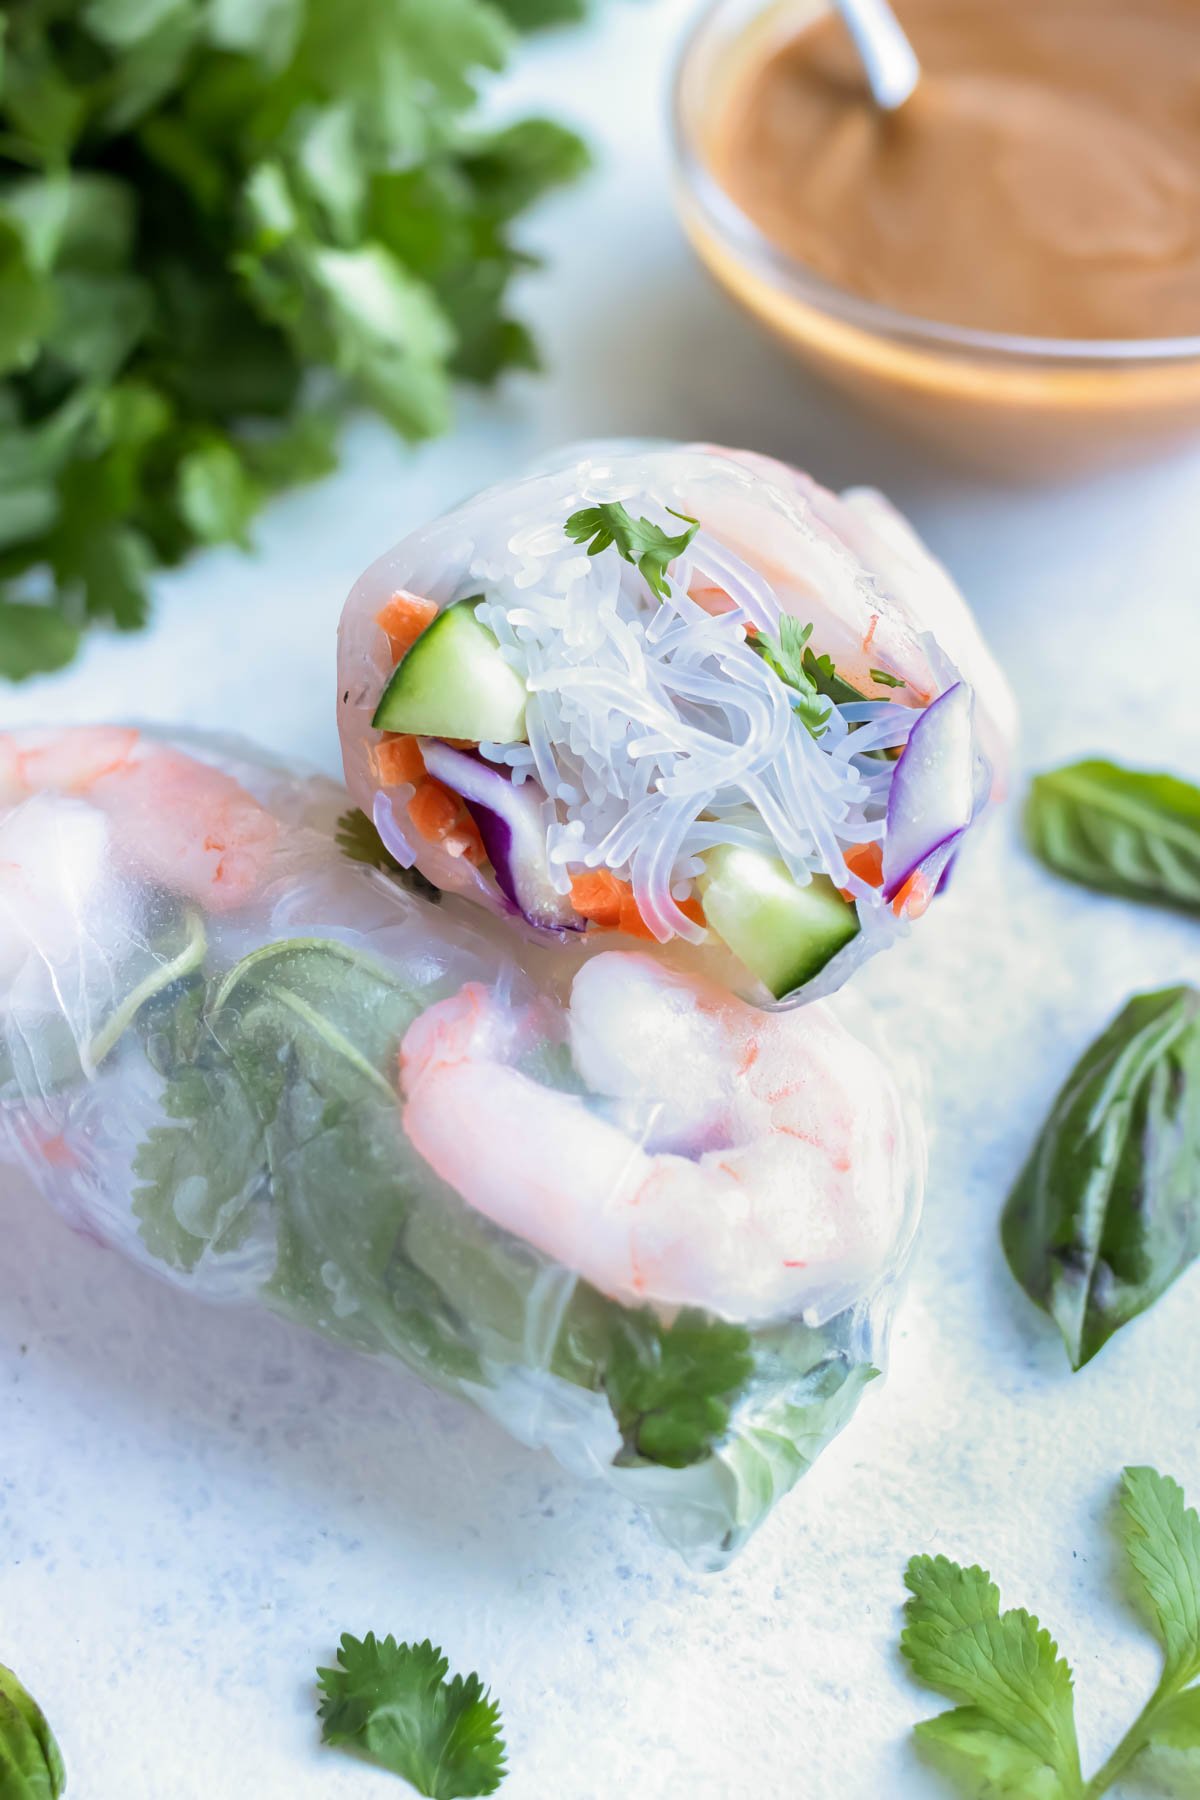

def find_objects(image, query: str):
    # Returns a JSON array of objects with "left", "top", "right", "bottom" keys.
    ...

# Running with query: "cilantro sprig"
[
  {"left": 564, "top": 501, "right": 699, "bottom": 598},
  {"left": 902, "top": 1465, "right": 1200, "bottom": 1798},
  {"left": 318, "top": 1635, "right": 506, "bottom": 1797},
  {"left": 0, "top": 2, "right": 588, "bottom": 680},
  {"left": 752, "top": 617, "right": 835, "bottom": 740}
]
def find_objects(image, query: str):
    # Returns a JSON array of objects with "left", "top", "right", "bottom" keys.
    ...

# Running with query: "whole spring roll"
[
  {"left": 0, "top": 726, "right": 925, "bottom": 1568},
  {"left": 338, "top": 441, "right": 1015, "bottom": 1003}
]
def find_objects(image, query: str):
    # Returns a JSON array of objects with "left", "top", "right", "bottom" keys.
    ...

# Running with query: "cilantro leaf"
[
  {"left": 317, "top": 1634, "right": 506, "bottom": 1798},
  {"left": 604, "top": 1308, "right": 754, "bottom": 1468},
  {"left": 0, "top": 1661, "right": 67, "bottom": 1800},
  {"left": 564, "top": 500, "right": 699, "bottom": 600},
  {"left": 0, "top": 601, "right": 79, "bottom": 680},
  {"left": 753, "top": 616, "right": 834, "bottom": 740},
  {"left": 1120, "top": 1467, "right": 1200, "bottom": 1687},
  {"left": 335, "top": 806, "right": 443, "bottom": 902},
  {"left": 901, "top": 1556, "right": 1082, "bottom": 1798},
  {"left": 802, "top": 644, "right": 863, "bottom": 707},
  {"left": 901, "top": 1467, "right": 1200, "bottom": 1799}
]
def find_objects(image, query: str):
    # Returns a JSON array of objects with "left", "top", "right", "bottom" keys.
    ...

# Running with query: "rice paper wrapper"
[
  {"left": 0, "top": 726, "right": 925, "bottom": 1569},
  {"left": 337, "top": 439, "right": 1015, "bottom": 1006}
]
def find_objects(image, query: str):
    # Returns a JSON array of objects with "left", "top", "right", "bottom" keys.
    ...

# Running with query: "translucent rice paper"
[
  {"left": 0, "top": 727, "right": 925, "bottom": 1569},
  {"left": 337, "top": 440, "right": 1016, "bottom": 1002}
]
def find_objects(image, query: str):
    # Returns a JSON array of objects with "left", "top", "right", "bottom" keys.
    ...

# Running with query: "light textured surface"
[{"left": 3, "top": 3, "right": 1200, "bottom": 1796}]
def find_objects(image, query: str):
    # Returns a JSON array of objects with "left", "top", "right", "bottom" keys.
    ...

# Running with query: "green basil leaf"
[
  {"left": 1026, "top": 760, "right": 1200, "bottom": 913},
  {"left": 0, "top": 1663, "right": 66, "bottom": 1800},
  {"left": 1002, "top": 987, "right": 1200, "bottom": 1369}
]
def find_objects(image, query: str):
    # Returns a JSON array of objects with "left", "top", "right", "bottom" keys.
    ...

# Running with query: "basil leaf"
[
  {"left": 1002, "top": 987, "right": 1200, "bottom": 1369},
  {"left": 1026, "top": 760, "right": 1200, "bottom": 913},
  {"left": 0, "top": 1663, "right": 66, "bottom": 1800}
]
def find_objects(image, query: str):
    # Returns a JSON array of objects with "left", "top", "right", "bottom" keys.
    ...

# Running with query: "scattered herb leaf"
[
  {"left": 1026, "top": 760, "right": 1200, "bottom": 914},
  {"left": 317, "top": 1635, "right": 506, "bottom": 1797},
  {"left": 1001, "top": 985, "right": 1200, "bottom": 1370},
  {"left": 564, "top": 501, "right": 699, "bottom": 599},
  {"left": 902, "top": 1466, "right": 1200, "bottom": 1798},
  {"left": 0, "top": 1661, "right": 67, "bottom": 1800},
  {"left": 870, "top": 667, "right": 905, "bottom": 688}
]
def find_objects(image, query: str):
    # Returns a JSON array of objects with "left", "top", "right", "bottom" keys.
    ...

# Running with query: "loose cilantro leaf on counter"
[
  {"left": 318, "top": 1635, "right": 506, "bottom": 1797},
  {"left": 564, "top": 501, "right": 699, "bottom": 599},
  {"left": 901, "top": 1465, "right": 1200, "bottom": 1799},
  {"left": 1025, "top": 759, "right": 1200, "bottom": 913},
  {"left": 0, "top": 0, "right": 589, "bottom": 678},
  {"left": 0, "top": 1661, "right": 67, "bottom": 1800}
]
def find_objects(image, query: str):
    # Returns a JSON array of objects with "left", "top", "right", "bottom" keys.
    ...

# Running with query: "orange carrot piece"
[
  {"left": 375, "top": 734, "right": 427, "bottom": 787},
  {"left": 570, "top": 869, "right": 625, "bottom": 928},
  {"left": 892, "top": 869, "right": 934, "bottom": 920},
  {"left": 618, "top": 891, "right": 657, "bottom": 940},
  {"left": 843, "top": 842, "right": 885, "bottom": 887},
  {"left": 377, "top": 589, "right": 438, "bottom": 658},
  {"left": 408, "top": 779, "right": 463, "bottom": 843}
]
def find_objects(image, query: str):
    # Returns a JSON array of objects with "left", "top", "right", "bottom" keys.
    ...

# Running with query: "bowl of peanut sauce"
[{"left": 672, "top": 0, "right": 1200, "bottom": 473}]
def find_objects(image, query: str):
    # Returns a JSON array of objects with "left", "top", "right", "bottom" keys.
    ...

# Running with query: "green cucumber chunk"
[
  {"left": 699, "top": 844, "right": 859, "bottom": 998},
  {"left": 372, "top": 599, "right": 528, "bottom": 742}
]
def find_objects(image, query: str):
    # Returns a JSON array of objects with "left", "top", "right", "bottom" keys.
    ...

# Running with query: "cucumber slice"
[
  {"left": 699, "top": 844, "right": 859, "bottom": 999},
  {"left": 372, "top": 599, "right": 528, "bottom": 742}
]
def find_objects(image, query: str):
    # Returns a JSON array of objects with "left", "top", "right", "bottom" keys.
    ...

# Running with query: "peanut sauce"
[{"left": 710, "top": 0, "right": 1200, "bottom": 340}]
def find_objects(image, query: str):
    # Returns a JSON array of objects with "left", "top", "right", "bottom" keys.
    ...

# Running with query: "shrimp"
[
  {"left": 0, "top": 727, "right": 279, "bottom": 914},
  {"left": 399, "top": 952, "right": 917, "bottom": 1324}
]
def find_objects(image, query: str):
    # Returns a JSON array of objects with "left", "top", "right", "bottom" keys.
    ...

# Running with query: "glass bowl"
[{"left": 671, "top": 0, "right": 1200, "bottom": 475}]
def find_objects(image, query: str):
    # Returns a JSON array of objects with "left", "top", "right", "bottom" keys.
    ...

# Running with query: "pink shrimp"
[
  {"left": 0, "top": 728, "right": 280, "bottom": 914},
  {"left": 398, "top": 953, "right": 919, "bottom": 1323}
]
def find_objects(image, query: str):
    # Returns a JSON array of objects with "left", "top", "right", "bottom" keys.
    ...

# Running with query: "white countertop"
[{"left": 3, "top": 4, "right": 1200, "bottom": 1796}]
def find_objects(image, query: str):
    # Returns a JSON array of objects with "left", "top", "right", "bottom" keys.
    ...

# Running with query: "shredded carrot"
[
  {"left": 374, "top": 734, "right": 426, "bottom": 787},
  {"left": 407, "top": 776, "right": 486, "bottom": 863},
  {"left": 376, "top": 589, "right": 437, "bottom": 659},
  {"left": 843, "top": 842, "right": 884, "bottom": 886},
  {"left": 892, "top": 869, "right": 934, "bottom": 920},
  {"left": 408, "top": 779, "right": 464, "bottom": 842},
  {"left": 861, "top": 615, "right": 879, "bottom": 653},
  {"left": 570, "top": 869, "right": 625, "bottom": 928},
  {"left": 571, "top": 869, "right": 705, "bottom": 937},
  {"left": 618, "top": 892, "right": 657, "bottom": 940}
]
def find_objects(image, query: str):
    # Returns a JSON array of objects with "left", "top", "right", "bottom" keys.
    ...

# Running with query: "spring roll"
[
  {"left": 0, "top": 726, "right": 924, "bottom": 1568},
  {"left": 338, "top": 441, "right": 1015, "bottom": 1003}
]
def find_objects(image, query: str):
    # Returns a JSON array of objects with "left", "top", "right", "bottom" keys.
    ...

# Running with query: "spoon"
[{"left": 833, "top": 0, "right": 920, "bottom": 110}]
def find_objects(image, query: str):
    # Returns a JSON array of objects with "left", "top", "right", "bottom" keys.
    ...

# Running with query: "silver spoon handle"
[{"left": 834, "top": 0, "right": 920, "bottom": 110}]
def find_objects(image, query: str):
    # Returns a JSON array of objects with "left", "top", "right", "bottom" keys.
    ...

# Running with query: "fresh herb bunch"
[
  {"left": 0, "top": 0, "right": 589, "bottom": 679},
  {"left": 901, "top": 1466, "right": 1200, "bottom": 1798},
  {"left": 318, "top": 1635, "right": 506, "bottom": 1797}
]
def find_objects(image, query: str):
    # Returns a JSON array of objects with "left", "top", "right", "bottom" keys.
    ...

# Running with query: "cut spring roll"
[
  {"left": 338, "top": 441, "right": 1016, "bottom": 1003},
  {"left": 0, "top": 726, "right": 924, "bottom": 1567}
]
